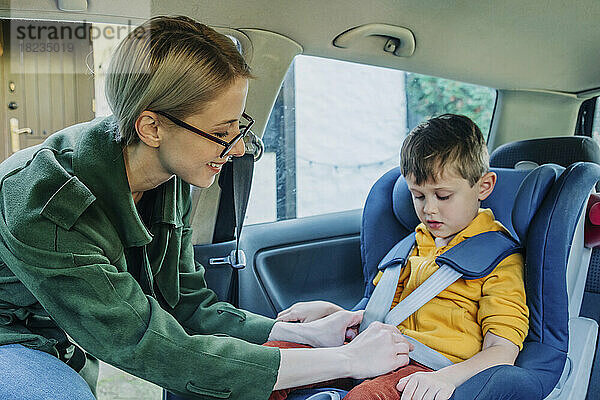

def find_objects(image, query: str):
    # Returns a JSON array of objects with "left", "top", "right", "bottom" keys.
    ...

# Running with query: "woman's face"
[{"left": 158, "top": 77, "right": 249, "bottom": 188}]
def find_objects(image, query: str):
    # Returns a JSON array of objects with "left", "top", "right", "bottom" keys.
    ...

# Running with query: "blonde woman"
[{"left": 0, "top": 16, "right": 410, "bottom": 400}]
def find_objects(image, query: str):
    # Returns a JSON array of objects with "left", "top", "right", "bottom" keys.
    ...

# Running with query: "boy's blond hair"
[{"left": 400, "top": 114, "right": 489, "bottom": 186}]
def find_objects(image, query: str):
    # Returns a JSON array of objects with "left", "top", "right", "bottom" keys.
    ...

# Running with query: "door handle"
[{"left": 9, "top": 118, "right": 32, "bottom": 153}]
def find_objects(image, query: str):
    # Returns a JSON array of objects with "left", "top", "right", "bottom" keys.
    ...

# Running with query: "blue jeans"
[{"left": 0, "top": 344, "right": 96, "bottom": 400}]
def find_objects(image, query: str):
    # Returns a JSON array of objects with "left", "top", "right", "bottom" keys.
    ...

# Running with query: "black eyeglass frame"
[{"left": 154, "top": 110, "right": 255, "bottom": 158}]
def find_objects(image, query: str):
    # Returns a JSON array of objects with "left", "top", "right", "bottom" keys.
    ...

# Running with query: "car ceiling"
[{"left": 2, "top": 0, "right": 599, "bottom": 96}]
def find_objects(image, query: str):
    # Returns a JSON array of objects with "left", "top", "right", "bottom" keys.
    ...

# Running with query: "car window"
[{"left": 245, "top": 55, "right": 497, "bottom": 225}]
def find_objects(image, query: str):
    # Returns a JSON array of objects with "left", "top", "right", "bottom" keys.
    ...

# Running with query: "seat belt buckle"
[{"left": 209, "top": 249, "right": 247, "bottom": 270}]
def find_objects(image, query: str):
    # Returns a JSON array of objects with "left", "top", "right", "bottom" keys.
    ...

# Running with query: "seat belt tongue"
[{"left": 209, "top": 249, "right": 246, "bottom": 269}]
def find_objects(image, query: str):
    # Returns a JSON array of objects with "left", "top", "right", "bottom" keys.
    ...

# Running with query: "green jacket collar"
[{"left": 71, "top": 117, "right": 182, "bottom": 248}]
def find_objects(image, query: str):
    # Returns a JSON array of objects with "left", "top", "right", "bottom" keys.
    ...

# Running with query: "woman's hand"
[
  {"left": 303, "top": 310, "right": 363, "bottom": 347},
  {"left": 396, "top": 371, "right": 455, "bottom": 400},
  {"left": 273, "top": 321, "right": 413, "bottom": 390},
  {"left": 269, "top": 309, "right": 362, "bottom": 347},
  {"left": 277, "top": 301, "right": 344, "bottom": 323},
  {"left": 343, "top": 321, "right": 413, "bottom": 379}
]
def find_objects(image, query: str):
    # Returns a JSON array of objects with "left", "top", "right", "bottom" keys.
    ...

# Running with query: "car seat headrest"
[
  {"left": 490, "top": 136, "right": 600, "bottom": 169},
  {"left": 391, "top": 175, "right": 419, "bottom": 231},
  {"left": 511, "top": 164, "right": 563, "bottom": 243}
]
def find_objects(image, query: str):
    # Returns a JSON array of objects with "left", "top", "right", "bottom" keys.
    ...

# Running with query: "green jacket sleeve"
[
  {"left": 0, "top": 214, "right": 280, "bottom": 400},
  {"left": 164, "top": 181, "right": 277, "bottom": 344}
]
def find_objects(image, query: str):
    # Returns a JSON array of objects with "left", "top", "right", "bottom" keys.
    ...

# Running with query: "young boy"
[{"left": 271, "top": 114, "right": 529, "bottom": 400}]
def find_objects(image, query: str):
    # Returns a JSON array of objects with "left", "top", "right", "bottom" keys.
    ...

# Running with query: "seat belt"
[
  {"left": 359, "top": 230, "right": 521, "bottom": 370},
  {"left": 228, "top": 154, "right": 254, "bottom": 307},
  {"left": 359, "top": 233, "right": 416, "bottom": 332},
  {"left": 209, "top": 154, "right": 254, "bottom": 306},
  {"left": 210, "top": 129, "right": 263, "bottom": 306}
]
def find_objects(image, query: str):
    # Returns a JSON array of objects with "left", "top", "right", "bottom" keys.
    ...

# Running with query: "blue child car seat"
[
  {"left": 490, "top": 136, "right": 600, "bottom": 400},
  {"left": 354, "top": 163, "right": 600, "bottom": 399}
]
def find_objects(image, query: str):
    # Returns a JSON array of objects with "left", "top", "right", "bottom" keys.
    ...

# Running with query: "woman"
[{"left": 0, "top": 16, "right": 410, "bottom": 399}]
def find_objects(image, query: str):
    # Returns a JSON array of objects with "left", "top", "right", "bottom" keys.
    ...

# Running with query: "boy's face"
[{"left": 406, "top": 168, "right": 496, "bottom": 239}]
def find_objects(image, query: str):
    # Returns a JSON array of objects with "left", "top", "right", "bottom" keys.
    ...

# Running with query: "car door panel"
[
  {"left": 235, "top": 209, "right": 364, "bottom": 318},
  {"left": 255, "top": 236, "right": 363, "bottom": 313}
]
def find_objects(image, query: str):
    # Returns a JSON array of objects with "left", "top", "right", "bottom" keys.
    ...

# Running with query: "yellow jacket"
[{"left": 374, "top": 209, "right": 529, "bottom": 363}]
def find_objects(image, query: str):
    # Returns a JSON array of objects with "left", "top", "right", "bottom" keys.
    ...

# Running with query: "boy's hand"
[
  {"left": 396, "top": 371, "right": 455, "bottom": 400},
  {"left": 277, "top": 300, "right": 343, "bottom": 323}
]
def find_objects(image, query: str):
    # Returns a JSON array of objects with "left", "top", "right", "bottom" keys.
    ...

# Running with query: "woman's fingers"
[
  {"left": 344, "top": 321, "right": 413, "bottom": 378},
  {"left": 276, "top": 301, "right": 342, "bottom": 323},
  {"left": 276, "top": 310, "right": 298, "bottom": 322},
  {"left": 394, "top": 352, "right": 411, "bottom": 369}
]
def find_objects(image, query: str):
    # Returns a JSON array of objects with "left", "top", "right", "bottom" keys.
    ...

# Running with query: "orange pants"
[{"left": 265, "top": 341, "right": 432, "bottom": 400}]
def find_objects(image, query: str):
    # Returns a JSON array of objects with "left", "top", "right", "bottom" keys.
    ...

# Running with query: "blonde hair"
[{"left": 105, "top": 16, "right": 252, "bottom": 145}]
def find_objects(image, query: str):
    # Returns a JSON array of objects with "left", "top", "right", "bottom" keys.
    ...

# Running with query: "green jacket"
[{"left": 0, "top": 116, "right": 280, "bottom": 399}]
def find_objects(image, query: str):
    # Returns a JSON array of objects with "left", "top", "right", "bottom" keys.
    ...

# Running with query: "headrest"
[
  {"left": 391, "top": 175, "right": 419, "bottom": 231},
  {"left": 511, "top": 164, "right": 563, "bottom": 242},
  {"left": 490, "top": 136, "right": 600, "bottom": 169}
]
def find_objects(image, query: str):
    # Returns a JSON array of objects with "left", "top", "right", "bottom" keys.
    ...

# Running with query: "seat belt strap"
[
  {"left": 228, "top": 154, "right": 254, "bottom": 307},
  {"left": 363, "top": 258, "right": 458, "bottom": 370},
  {"left": 359, "top": 233, "right": 416, "bottom": 333},
  {"left": 385, "top": 265, "right": 460, "bottom": 370},
  {"left": 359, "top": 262, "right": 402, "bottom": 333},
  {"left": 403, "top": 335, "right": 453, "bottom": 370},
  {"left": 384, "top": 264, "right": 462, "bottom": 326},
  {"left": 232, "top": 154, "right": 254, "bottom": 254}
]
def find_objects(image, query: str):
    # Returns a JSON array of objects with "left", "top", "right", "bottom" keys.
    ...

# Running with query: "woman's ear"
[
  {"left": 478, "top": 171, "right": 497, "bottom": 201},
  {"left": 134, "top": 111, "right": 162, "bottom": 148}
]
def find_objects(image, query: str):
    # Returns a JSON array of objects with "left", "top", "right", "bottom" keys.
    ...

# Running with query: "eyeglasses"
[{"left": 154, "top": 110, "right": 255, "bottom": 158}]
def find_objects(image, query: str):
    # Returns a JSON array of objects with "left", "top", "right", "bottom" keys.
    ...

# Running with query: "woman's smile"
[{"left": 207, "top": 161, "right": 226, "bottom": 173}]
